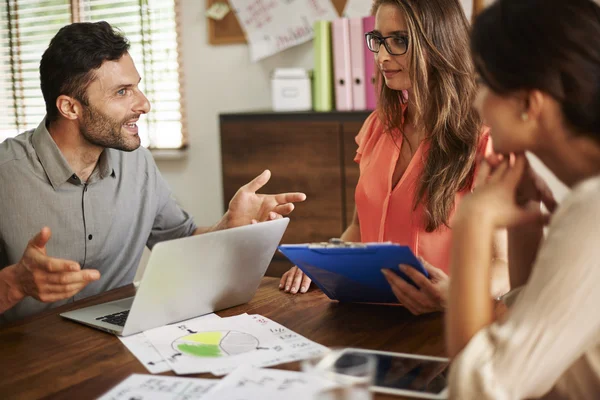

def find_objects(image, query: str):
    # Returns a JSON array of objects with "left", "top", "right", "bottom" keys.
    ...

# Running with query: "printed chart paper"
[
  {"left": 250, "top": 315, "right": 329, "bottom": 364},
  {"left": 208, "top": 314, "right": 330, "bottom": 376},
  {"left": 118, "top": 313, "right": 220, "bottom": 373},
  {"left": 143, "top": 313, "right": 330, "bottom": 376},
  {"left": 144, "top": 314, "right": 290, "bottom": 375}
]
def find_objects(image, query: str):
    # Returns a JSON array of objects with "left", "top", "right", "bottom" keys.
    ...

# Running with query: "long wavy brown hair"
[{"left": 372, "top": 0, "right": 482, "bottom": 232}]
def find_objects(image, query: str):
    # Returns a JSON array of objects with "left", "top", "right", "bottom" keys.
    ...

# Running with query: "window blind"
[
  {"left": 0, "top": 0, "right": 186, "bottom": 149},
  {"left": 0, "top": 0, "right": 71, "bottom": 142}
]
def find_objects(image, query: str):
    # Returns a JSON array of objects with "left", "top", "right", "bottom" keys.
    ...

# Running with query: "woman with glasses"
[
  {"left": 447, "top": 0, "right": 600, "bottom": 397},
  {"left": 280, "top": 0, "right": 510, "bottom": 315}
]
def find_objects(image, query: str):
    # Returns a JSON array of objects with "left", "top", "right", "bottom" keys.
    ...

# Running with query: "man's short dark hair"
[{"left": 40, "top": 21, "right": 130, "bottom": 124}]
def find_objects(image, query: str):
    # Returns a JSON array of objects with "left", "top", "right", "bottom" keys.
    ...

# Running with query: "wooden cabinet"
[
  {"left": 341, "top": 121, "right": 363, "bottom": 230},
  {"left": 220, "top": 111, "right": 370, "bottom": 276}
]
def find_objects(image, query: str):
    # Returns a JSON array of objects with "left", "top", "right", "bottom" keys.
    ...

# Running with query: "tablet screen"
[{"left": 344, "top": 351, "right": 449, "bottom": 394}]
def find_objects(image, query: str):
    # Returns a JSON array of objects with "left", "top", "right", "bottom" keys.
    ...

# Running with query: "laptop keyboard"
[{"left": 96, "top": 310, "right": 130, "bottom": 326}]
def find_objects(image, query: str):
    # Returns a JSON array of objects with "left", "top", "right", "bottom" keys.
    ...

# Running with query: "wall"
[
  {"left": 162, "top": 1, "right": 568, "bottom": 224},
  {"left": 156, "top": 0, "right": 314, "bottom": 228},
  {"left": 142, "top": 0, "right": 568, "bottom": 279}
]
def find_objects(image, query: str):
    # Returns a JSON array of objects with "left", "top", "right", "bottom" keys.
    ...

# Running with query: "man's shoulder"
[{"left": 0, "top": 130, "right": 35, "bottom": 171}]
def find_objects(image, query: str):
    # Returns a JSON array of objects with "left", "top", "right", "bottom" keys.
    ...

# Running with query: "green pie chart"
[{"left": 172, "top": 330, "right": 261, "bottom": 358}]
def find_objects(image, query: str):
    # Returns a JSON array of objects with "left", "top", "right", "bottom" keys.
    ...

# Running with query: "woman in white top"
[{"left": 447, "top": 0, "right": 600, "bottom": 398}]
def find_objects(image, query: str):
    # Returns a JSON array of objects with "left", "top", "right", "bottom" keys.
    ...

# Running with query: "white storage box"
[{"left": 271, "top": 68, "right": 312, "bottom": 112}]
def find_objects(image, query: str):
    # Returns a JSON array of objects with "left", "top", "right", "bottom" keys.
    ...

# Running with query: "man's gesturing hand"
[{"left": 13, "top": 227, "right": 100, "bottom": 303}]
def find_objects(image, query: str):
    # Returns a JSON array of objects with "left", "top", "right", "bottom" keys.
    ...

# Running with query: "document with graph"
[{"left": 143, "top": 313, "right": 328, "bottom": 375}]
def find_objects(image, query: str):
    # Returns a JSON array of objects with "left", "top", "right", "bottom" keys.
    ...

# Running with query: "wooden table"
[{"left": 0, "top": 277, "right": 446, "bottom": 399}]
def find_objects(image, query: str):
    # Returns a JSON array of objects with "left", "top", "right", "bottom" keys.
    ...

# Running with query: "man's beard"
[{"left": 80, "top": 104, "right": 141, "bottom": 152}]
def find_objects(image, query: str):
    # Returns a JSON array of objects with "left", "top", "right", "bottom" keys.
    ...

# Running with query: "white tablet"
[{"left": 330, "top": 348, "right": 449, "bottom": 399}]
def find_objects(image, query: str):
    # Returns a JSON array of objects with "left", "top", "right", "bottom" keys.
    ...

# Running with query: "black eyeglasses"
[{"left": 365, "top": 31, "right": 409, "bottom": 56}]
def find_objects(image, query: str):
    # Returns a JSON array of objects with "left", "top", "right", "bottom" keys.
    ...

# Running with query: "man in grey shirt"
[{"left": 0, "top": 22, "right": 306, "bottom": 324}]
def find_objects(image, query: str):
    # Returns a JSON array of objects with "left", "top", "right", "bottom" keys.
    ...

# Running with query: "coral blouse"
[{"left": 354, "top": 110, "right": 490, "bottom": 274}]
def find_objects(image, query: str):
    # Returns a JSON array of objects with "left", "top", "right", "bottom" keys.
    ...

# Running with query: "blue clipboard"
[{"left": 278, "top": 242, "right": 428, "bottom": 304}]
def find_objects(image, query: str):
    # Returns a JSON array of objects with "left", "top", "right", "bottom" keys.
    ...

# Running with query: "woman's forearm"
[{"left": 447, "top": 209, "right": 496, "bottom": 358}]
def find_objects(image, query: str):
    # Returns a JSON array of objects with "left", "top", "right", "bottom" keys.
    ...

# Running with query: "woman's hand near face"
[
  {"left": 382, "top": 258, "right": 449, "bottom": 315},
  {"left": 479, "top": 153, "right": 556, "bottom": 289},
  {"left": 465, "top": 153, "right": 551, "bottom": 230},
  {"left": 476, "top": 153, "right": 557, "bottom": 214}
]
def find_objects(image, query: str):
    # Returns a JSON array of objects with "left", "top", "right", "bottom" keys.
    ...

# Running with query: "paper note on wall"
[{"left": 229, "top": 0, "right": 338, "bottom": 62}]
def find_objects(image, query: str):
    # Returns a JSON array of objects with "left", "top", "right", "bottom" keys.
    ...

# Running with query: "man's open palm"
[{"left": 226, "top": 170, "right": 306, "bottom": 227}]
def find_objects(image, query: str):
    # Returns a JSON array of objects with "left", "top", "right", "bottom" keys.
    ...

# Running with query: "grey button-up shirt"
[{"left": 0, "top": 120, "right": 197, "bottom": 323}]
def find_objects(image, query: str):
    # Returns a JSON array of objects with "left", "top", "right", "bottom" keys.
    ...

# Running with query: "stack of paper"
[{"left": 119, "top": 313, "right": 329, "bottom": 376}]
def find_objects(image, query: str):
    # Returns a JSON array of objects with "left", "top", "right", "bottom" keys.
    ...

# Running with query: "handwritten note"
[
  {"left": 229, "top": 0, "right": 339, "bottom": 61},
  {"left": 203, "top": 365, "right": 340, "bottom": 400},
  {"left": 98, "top": 374, "right": 217, "bottom": 400}
]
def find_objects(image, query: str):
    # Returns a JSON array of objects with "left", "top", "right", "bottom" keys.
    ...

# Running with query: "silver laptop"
[{"left": 60, "top": 218, "right": 289, "bottom": 336}]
